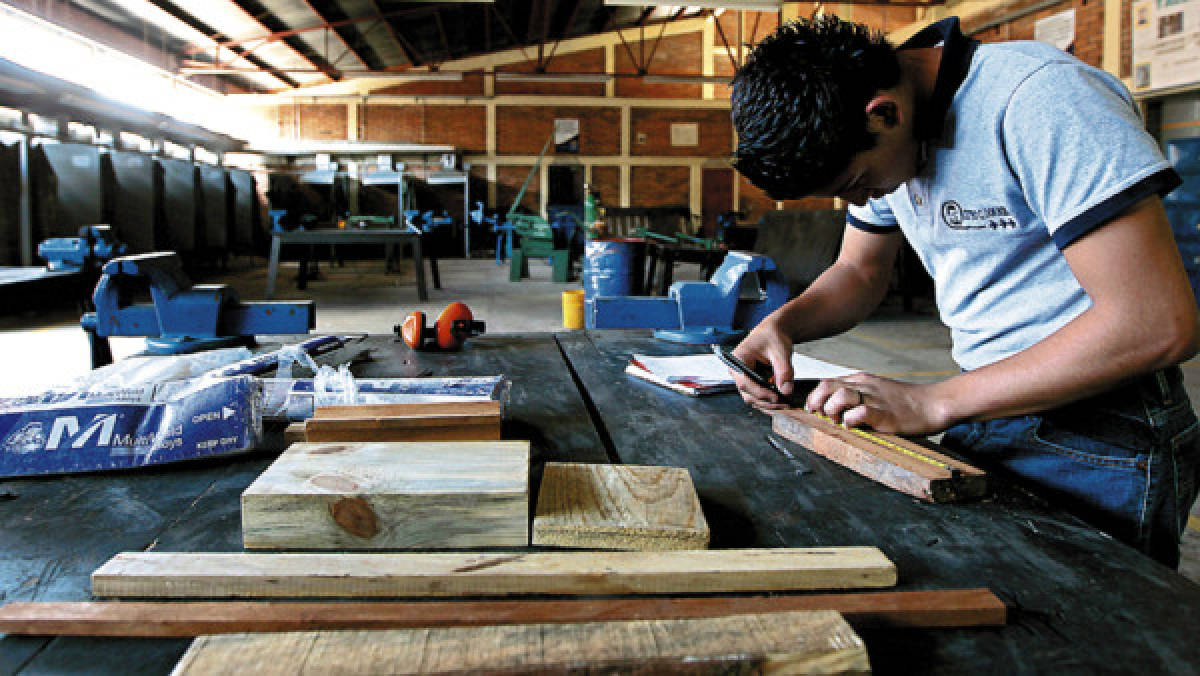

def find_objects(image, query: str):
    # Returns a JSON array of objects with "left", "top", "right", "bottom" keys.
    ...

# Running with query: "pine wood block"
[
  {"left": 91, "top": 548, "right": 898, "bottom": 598},
  {"left": 170, "top": 611, "right": 871, "bottom": 675},
  {"left": 0, "top": 589, "right": 1006, "bottom": 637},
  {"left": 533, "top": 463, "right": 709, "bottom": 550},
  {"left": 240, "top": 441, "right": 529, "bottom": 550},
  {"left": 772, "top": 409, "right": 987, "bottom": 503}
]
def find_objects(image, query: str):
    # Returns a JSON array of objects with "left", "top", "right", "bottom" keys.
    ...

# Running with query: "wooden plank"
[
  {"left": 91, "top": 548, "right": 898, "bottom": 598},
  {"left": 170, "top": 611, "right": 871, "bottom": 675},
  {"left": 0, "top": 589, "right": 1007, "bottom": 637},
  {"left": 303, "top": 413, "right": 501, "bottom": 442},
  {"left": 314, "top": 401, "right": 502, "bottom": 419},
  {"left": 533, "top": 463, "right": 709, "bottom": 550},
  {"left": 771, "top": 410, "right": 986, "bottom": 503},
  {"left": 240, "top": 441, "right": 529, "bottom": 550}
]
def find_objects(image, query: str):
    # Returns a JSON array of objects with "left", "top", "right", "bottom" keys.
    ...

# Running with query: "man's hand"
[
  {"left": 805, "top": 373, "right": 953, "bottom": 436},
  {"left": 730, "top": 317, "right": 795, "bottom": 409}
]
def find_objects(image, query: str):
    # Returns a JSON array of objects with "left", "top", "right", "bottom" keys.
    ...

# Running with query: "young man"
[{"left": 730, "top": 16, "right": 1200, "bottom": 567}]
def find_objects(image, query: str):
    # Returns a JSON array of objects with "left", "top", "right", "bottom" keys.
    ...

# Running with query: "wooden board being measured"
[
  {"left": 171, "top": 611, "right": 871, "bottom": 675},
  {"left": 241, "top": 441, "right": 529, "bottom": 550},
  {"left": 91, "top": 548, "right": 897, "bottom": 598},
  {"left": 534, "top": 463, "right": 709, "bottom": 551},
  {"left": 304, "top": 402, "right": 501, "bottom": 442},
  {"left": 0, "top": 589, "right": 1006, "bottom": 637},
  {"left": 772, "top": 409, "right": 986, "bottom": 503}
]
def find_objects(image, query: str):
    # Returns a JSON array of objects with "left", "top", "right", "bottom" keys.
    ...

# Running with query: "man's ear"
[{"left": 864, "top": 95, "right": 901, "bottom": 133}]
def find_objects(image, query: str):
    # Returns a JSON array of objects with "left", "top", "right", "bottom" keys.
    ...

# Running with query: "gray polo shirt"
[{"left": 848, "top": 19, "right": 1181, "bottom": 371}]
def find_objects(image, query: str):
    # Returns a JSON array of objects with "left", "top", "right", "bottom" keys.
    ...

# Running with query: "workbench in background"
[
  {"left": 265, "top": 229, "right": 439, "bottom": 301},
  {"left": 2, "top": 332, "right": 1199, "bottom": 674}
]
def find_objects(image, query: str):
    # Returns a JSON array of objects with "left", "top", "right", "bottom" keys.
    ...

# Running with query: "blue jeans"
[{"left": 941, "top": 366, "right": 1200, "bottom": 568}]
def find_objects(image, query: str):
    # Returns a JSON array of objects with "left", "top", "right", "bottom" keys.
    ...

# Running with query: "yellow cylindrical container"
[{"left": 562, "top": 289, "right": 585, "bottom": 329}]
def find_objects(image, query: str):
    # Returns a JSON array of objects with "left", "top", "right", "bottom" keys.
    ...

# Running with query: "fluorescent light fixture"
[
  {"left": 351, "top": 71, "right": 464, "bottom": 81},
  {"left": 495, "top": 72, "right": 612, "bottom": 83},
  {"left": 604, "top": 0, "right": 780, "bottom": 9},
  {"left": 182, "top": 67, "right": 464, "bottom": 81},
  {"left": 643, "top": 74, "right": 733, "bottom": 84}
]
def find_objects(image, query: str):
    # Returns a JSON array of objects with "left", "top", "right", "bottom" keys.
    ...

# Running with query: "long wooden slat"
[
  {"left": 771, "top": 409, "right": 986, "bottom": 503},
  {"left": 533, "top": 463, "right": 710, "bottom": 550},
  {"left": 170, "top": 611, "right": 870, "bottom": 675},
  {"left": 0, "top": 589, "right": 1006, "bottom": 637},
  {"left": 303, "top": 415, "right": 501, "bottom": 442},
  {"left": 314, "top": 401, "right": 502, "bottom": 418},
  {"left": 241, "top": 441, "right": 529, "bottom": 550},
  {"left": 91, "top": 548, "right": 897, "bottom": 598}
]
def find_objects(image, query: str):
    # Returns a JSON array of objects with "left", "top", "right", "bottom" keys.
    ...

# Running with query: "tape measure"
[{"left": 812, "top": 412, "right": 960, "bottom": 476}]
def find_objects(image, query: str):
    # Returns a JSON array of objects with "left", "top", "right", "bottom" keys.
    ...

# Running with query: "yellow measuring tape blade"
[{"left": 812, "top": 412, "right": 958, "bottom": 475}]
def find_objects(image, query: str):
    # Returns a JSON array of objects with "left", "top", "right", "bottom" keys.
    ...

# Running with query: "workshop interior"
[{"left": 0, "top": 0, "right": 1199, "bottom": 673}]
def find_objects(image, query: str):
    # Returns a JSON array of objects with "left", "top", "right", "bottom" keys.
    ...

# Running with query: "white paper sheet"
[{"left": 632, "top": 353, "right": 858, "bottom": 384}]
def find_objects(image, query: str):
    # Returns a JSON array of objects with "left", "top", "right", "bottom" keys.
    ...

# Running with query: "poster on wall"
[
  {"left": 670, "top": 122, "right": 699, "bottom": 146},
  {"left": 1132, "top": 0, "right": 1200, "bottom": 94},
  {"left": 554, "top": 118, "right": 579, "bottom": 153},
  {"left": 1034, "top": 9, "right": 1075, "bottom": 53}
]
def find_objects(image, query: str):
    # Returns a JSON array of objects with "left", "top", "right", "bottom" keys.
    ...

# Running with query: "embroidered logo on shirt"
[{"left": 941, "top": 200, "right": 1019, "bottom": 230}]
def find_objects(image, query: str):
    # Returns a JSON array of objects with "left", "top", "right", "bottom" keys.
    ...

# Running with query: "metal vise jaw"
[
  {"left": 81, "top": 252, "right": 315, "bottom": 366},
  {"left": 38, "top": 225, "right": 126, "bottom": 272},
  {"left": 590, "top": 251, "right": 789, "bottom": 344}
]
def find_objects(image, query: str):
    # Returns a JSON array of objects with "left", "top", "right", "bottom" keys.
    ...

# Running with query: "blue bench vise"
[
  {"left": 589, "top": 251, "right": 788, "bottom": 344},
  {"left": 38, "top": 225, "right": 126, "bottom": 272},
  {"left": 80, "top": 252, "right": 315, "bottom": 367}
]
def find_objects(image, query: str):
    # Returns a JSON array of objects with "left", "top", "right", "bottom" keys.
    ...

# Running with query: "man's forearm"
[{"left": 772, "top": 256, "right": 894, "bottom": 344}]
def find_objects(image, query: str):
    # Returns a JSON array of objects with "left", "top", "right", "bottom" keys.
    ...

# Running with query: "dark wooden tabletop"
[{"left": 2, "top": 331, "right": 1199, "bottom": 675}]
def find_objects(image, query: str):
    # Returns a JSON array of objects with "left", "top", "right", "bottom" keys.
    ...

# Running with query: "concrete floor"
[{"left": 2, "top": 253, "right": 1199, "bottom": 580}]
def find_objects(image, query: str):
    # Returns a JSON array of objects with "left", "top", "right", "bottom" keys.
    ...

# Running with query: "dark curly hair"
[{"left": 732, "top": 16, "right": 901, "bottom": 200}]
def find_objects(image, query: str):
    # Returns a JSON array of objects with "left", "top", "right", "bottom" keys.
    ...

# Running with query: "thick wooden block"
[
  {"left": 91, "top": 548, "right": 898, "bottom": 598},
  {"left": 0, "top": 589, "right": 1006, "bottom": 637},
  {"left": 241, "top": 441, "right": 529, "bottom": 550},
  {"left": 772, "top": 409, "right": 986, "bottom": 503},
  {"left": 533, "top": 463, "right": 709, "bottom": 550},
  {"left": 171, "top": 611, "right": 871, "bottom": 675},
  {"left": 303, "top": 403, "right": 501, "bottom": 442}
]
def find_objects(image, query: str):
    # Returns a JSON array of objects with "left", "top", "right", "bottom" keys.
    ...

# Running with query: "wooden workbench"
[{"left": 2, "top": 331, "right": 1199, "bottom": 674}]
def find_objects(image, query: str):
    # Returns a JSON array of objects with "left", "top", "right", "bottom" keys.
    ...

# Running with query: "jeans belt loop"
[{"left": 1154, "top": 368, "right": 1173, "bottom": 406}]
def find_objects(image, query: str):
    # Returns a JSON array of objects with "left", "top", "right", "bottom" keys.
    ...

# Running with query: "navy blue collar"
[{"left": 900, "top": 17, "right": 979, "bottom": 141}]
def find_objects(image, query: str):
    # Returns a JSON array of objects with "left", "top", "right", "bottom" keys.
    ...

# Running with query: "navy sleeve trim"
[
  {"left": 1052, "top": 168, "right": 1183, "bottom": 250},
  {"left": 847, "top": 212, "right": 901, "bottom": 233}
]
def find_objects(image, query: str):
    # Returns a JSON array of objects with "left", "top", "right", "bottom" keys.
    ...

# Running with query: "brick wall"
[
  {"left": 496, "top": 49, "right": 607, "bottom": 97},
  {"left": 362, "top": 105, "right": 487, "bottom": 152},
  {"left": 374, "top": 72, "right": 488, "bottom": 97},
  {"left": 497, "top": 165, "right": 539, "bottom": 211},
  {"left": 616, "top": 33, "right": 703, "bottom": 99},
  {"left": 1073, "top": 0, "right": 1104, "bottom": 68},
  {"left": 278, "top": 104, "right": 348, "bottom": 140},
  {"left": 631, "top": 166, "right": 690, "bottom": 207},
  {"left": 496, "top": 106, "right": 621, "bottom": 155},
  {"left": 1121, "top": 0, "right": 1132, "bottom": 77},
  {"left": 590, "top": 166, "right": 621, "bottom": 209},
  {"left": 967, "top": 0, "right": 1104, "bottom": 69},
  {"left": 630, "top": 108, "right": 731, "bottom": 157}
]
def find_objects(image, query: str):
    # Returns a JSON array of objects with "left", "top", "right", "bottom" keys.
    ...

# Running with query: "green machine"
[{"left": 506, "top": 135, "right": 571, "bottom": 283}]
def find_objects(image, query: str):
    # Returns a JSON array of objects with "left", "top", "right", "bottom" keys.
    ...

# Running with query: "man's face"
[
  {"left": 814, "top": 97, "right": 921, "bottom": 207},
  {"left": 815, "top": 131, "right": 921, "bottom": 207}
]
